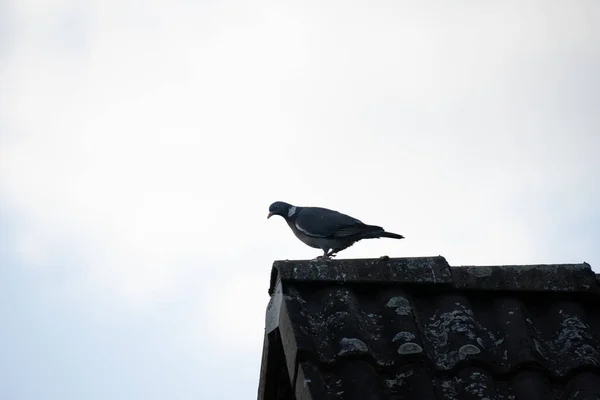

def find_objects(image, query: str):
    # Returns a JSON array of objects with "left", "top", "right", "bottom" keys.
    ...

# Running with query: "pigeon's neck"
[
  {"left": 283, "top": 206, "right": 301, "bottom": 222},
  {"left": 287, "top": 206, "right": 298, "bottom": 218}
]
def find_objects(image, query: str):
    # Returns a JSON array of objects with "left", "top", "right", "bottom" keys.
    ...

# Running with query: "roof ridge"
[{"left": 268, "top": 256, "right": 598, "bottom": 295}]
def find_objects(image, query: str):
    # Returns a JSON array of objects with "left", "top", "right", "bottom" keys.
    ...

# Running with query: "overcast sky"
[{"left": 1, "top": 0, "right": 599, "bottom": 398}]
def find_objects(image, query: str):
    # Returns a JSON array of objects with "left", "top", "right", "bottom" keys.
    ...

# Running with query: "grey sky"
[{"left": 1, "top": 0, "right": 599, "bottom": 399}]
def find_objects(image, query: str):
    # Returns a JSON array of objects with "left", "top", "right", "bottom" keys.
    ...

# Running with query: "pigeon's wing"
[{"left": 294, "top": 207, "right": 381, "bottom": 238}]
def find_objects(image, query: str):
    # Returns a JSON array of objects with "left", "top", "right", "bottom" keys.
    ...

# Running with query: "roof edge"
[{"left": 268, "top": 257, "right": 598, "bottom": 295}]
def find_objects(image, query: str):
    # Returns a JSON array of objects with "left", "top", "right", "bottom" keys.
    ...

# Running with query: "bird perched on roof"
[{"left": 267, "top": 201, "right": 404, "bottom": 260}]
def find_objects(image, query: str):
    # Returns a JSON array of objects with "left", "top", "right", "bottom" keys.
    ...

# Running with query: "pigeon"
[{"left": 267, "top": 201, "right": 404, "bottom": 259}]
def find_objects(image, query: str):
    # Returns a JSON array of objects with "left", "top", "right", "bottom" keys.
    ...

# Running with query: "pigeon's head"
[{"left": 267, "top": 201, "right": 295, "bottom": 219}]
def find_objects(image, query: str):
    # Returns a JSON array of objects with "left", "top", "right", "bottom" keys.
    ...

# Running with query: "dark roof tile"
[{"left": 259, "top": 257, "right": 600, "bottom": 399}]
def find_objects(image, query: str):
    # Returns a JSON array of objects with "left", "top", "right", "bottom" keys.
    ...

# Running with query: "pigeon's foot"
[
  {"left": 325, "top": 251, "right": 338, "bottom": 258},
  {"left": 314, "top": 255, "right": 333, "bottom": 261}
]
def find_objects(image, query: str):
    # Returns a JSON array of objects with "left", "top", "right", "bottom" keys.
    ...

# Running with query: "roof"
[{"left": 257, "top": 256, "right": 600, "bottom": 400}]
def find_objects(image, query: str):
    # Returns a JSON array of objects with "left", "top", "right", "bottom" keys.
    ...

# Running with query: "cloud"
[
  {"left": 1, "top": 0, "right": 599, "bottom": 312},
  {"left": 1, "top": 0, "right": 308, "bottom": 305}
]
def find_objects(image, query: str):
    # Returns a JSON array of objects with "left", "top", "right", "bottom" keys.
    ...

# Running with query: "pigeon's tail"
[
  {"left": 377, "top": 231, "right": 405, "bottom": 240},
  {"left": 361, "top": 225, "right": 405, "bottom": 240}
]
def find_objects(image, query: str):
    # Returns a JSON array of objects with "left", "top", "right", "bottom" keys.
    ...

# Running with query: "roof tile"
[{"left": 259, "top": 257, "right": 600, "bottom": 399}]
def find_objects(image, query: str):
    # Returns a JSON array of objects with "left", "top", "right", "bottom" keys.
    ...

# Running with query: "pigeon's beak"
[{"left": 267, "top": 212, "right": 274, "bottom": 219}]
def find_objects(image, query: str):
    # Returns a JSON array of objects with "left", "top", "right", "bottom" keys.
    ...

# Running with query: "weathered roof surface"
[{"left": 257, "top": 256, "right": 600, "bottom": 400}]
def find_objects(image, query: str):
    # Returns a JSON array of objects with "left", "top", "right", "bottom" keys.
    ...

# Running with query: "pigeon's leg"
[{"left": 314, "top": 249, "right": 333, "bottom": 261}]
